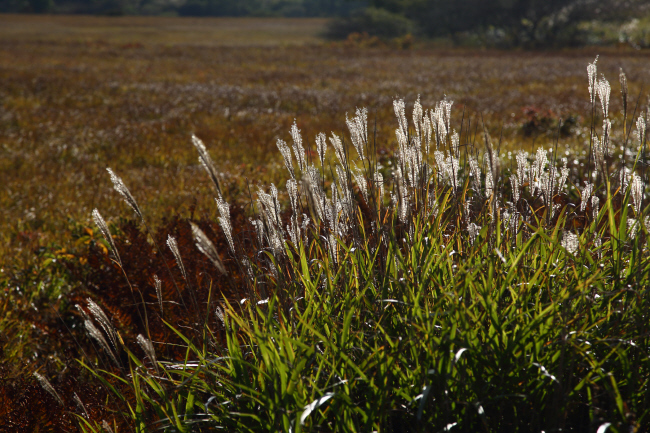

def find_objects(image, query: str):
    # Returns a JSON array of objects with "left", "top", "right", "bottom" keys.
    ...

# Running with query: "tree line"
[
  {"left": 327, "top": 0, "right": 649, "bottom": 47},
  {"left": 0, "top": 0, "right": 362, "bottom": 16}
]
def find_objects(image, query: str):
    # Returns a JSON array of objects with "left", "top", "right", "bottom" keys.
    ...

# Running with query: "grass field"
[
  {"left": 2, "top": 14, "right": 648, "bottom": 271},
  {"left": 2, "top": 14, "right": 650, "bottom": 432}
]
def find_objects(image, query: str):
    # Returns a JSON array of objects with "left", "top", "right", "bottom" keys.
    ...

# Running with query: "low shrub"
[{"left": 325, "top": 7, "right": 416, "bottom": 40}]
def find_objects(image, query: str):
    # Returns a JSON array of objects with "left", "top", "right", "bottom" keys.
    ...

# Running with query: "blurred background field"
[{"left": 0, "top": 14, "right": 329, "bottom": 45}]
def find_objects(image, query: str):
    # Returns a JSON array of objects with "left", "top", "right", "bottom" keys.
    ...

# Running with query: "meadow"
[{"left": 2, "top": 14, "right": 650, "bottom": 432}]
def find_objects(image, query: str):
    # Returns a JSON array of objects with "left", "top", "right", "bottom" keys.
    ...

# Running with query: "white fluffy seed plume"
[
  {"left": 102, "top": 420, "right": 115, "bottom": 433},
  {"left": 215, "top": 305, "right": 225, "bottom": 326},
  {"left": 86, "top": 298, "right": 118, "bottom": 352},
  {"left": 346, "top": 107, "right": 367, "bottom": 160},
  {"left": 631, "top": 173, "right": 643, "bottom": 215},
  {"left": 80, "top": 308, "right": 120, "bottom": 367},
  {"left": 167, "top": 235, "right": 188, "bottom": 283},
  {"left": 136, "top": 334, "right": 159, "bottom": 373},
  {"left": 628, "top": 218, "right": 640, "bottom": 240},
  {"left": 636, "top": 116, "right": 646, "bottom": 147},
  {"left": 92, "top": 209, "right": 122, "bottom": 267},
  {"left": 190, "top": 222, "right": 227, "bottom": 275},
  {"left": 592, "top": 196, "right": 600, "bottom": 221},
  {"left": 587, "top": 56, "right": 598, "bottom": 104},
  {"left": 192, "top": 134, "right": 223, "bottom": 196},
  {"left": 33, "top": 372, "right": 64, "bottom": 406},
  {"left": 106, "top": 168, "right": 143, "bottom": 221},
  {"left": 277, "top": 138, "right": 295, "bottom": 179},
  {"left": 597, "top": 76, "right": 611, "bottom": 118},
  {"left": 468, "top": 222, "right": 480, "bottom": 245},
  {"left": 329, "top": 133, "right": 346, "bottom": 166},
  {"left": 153, "top": 274, "right": 163, "bottom": 313},
  {"left": 580, "top": 183, "right": 594, "bottom": 212},
  {"left": 216, "top": 197, "right": 235, "bottom": 254},
  {"left": 561, "top": 231, "right": 579, "bottom": 255},
  {"left": 291, "top": 121, "right": 307, "bottom": 171},
  {"left": 316, "top": 132, "right": 327, "bottom": 167},
  {"left": 393, "top": 99, "right": 408, "bottom": 138}
]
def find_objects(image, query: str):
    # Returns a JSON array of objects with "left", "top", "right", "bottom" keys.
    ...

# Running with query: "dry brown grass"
[
  {"left": 1, "top": 14, "right": 649, "bottom": 272},
  {"left": 0, "top": 14, "right": 329, "bottom": 45}
]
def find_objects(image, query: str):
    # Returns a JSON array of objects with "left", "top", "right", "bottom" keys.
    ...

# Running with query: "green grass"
[
  {"left": 68, "top": 61, "right": 650, "bottom": 431},
  {"left": 78, "top": 178, "right": 650, "bottom": 431}
]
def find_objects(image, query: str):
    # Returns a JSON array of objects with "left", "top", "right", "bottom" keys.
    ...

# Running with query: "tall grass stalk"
[{"left": 77, "top": 57, "right": 650, "bottom": 432}]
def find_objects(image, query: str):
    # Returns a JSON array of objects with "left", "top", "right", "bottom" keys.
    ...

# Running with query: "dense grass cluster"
[{"left": 34, "top": 56, "right": 646, "bottom": 433}]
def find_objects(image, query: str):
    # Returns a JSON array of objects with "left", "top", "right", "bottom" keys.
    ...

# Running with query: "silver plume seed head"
[
  {"left": 190, "top": 222, "right": 227, "bottom": 275},
  {"left": 106, "top": 168, "right": 143, "bottom": 221}
]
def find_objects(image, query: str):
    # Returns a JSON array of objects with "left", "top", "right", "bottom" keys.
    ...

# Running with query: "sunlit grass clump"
[{"left": 64, "top": 57, "right": 650, "bottom": 432}]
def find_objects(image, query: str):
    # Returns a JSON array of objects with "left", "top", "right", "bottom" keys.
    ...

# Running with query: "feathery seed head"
[
  {"left": 423, "top": 114, "right": 433, "bottom": 154},
  {"left": 190, "top": 222, "right": 227, "bottom": 275},
  {"left": 352, "top": 164, "right": 368, "bottom": 202},
  {"left": 215, "top": 305, "right": 225, "bottom": 326},
  {"left": 446, "top": 155, "right": 460, "bottom": 191},
  {"left": 468, "top": 156, "right": 482, "bottom": 193},
  {"left": 301, "top": 214, "right": 310, "bottom": 244},
  {"left": 620, "top": 166, "right": 631, "bottom": 192},
  {"left": 216, "top": 197, "right": 235, "bottom": 253},
  {"left": 106, "top": 168, "right": 143, "bottom": 221},
  {"left": 591, "top": 196, "right": 600, "bottom": 221},
  {"left": 153, "top": 275, "right": 163, "bottom": 313},
  {"left": 287, "top": 178, "right": 299, "bottom": 216},
  {"left": 485, "top": 159, "right": 494, "bottom": 199},
  {"left": 412, "top": 95, "right": 423, "bottom": 138},
  {"left": 277, "top": 138, "right": 295, "bottom": 179},
  {"left": 433, "top": 151, "right": 447, "bottom": 182},
  {"left": 251, "top": 218, "right": 265, "bottom": 248},
  {"left": 636, "top": 116, "right": 646, "bottom": 147},
  {"left": 290, "top": 121, "right": 307, "bottom": 171},
  {"left": 393, "top": 99, "right": 408, "bottom": 138},
  {"left": 442, "top": 98, "right": 453, "bottom": 134},
  {"left": 329, "top": 133, "right": 346, "bottom": 166},
  {"left": 192, "top": 134, "right": 223, "bottom": 196},
  {"left": 316, "top": 132, "right": 327, "bottom": 167},
  {"left": 587, "top": 56, "right": 598, "bottom": 104},
  {"left": 628, "top": 218, "right": 640, "bottom": 240},
  {"left": 86, "top": 298, "right": 118, "bottom": 351},
  {"left": 511, "top": 175, "right": 520, "bottom": 205},
  {"left": 34, "top": 372, "right": 64, "bottom": 406},
  {"left": 373, "top": 171, "right": 384, "bottom": 200},
  {"left": 515, "top": 151, "right": 529, "bottom": 187},
  {"left": 92, "top": 209, "right": 121, "bottom": 267},
  {"left": 136, "top": 334, "right": 158, "bottom": 373},
  {"left": 451, "top": 131, "right": 459, "bottom": 159},
  {"left": 580, "top": 182, "right": 594, "bottom": 212},
  {"left": 346, "top": 108, "right": 368, "bottom": 160},
  {"left": 561, "top": 231, "right": 579, "bottom": 255},
  {"left": 432, "top": 104, "right": 446, "bottom": 141},
  {"left": 167, "top": 235, "right": 188, "bottom": 282},
  {"left": 83, "top": 314, "right": 120, "bottom": 367},
  {"left": 468, "top": 222, "right": 480, "bottom": 245},
  {"left": 558, "top": 158, "right": 569, "bottom": 193},
  {"left": 597, "top": 76, "right": 611, "bottom": 118},
  {"left": 631, "top": 173, "right": 643, "bottom": 215}
]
